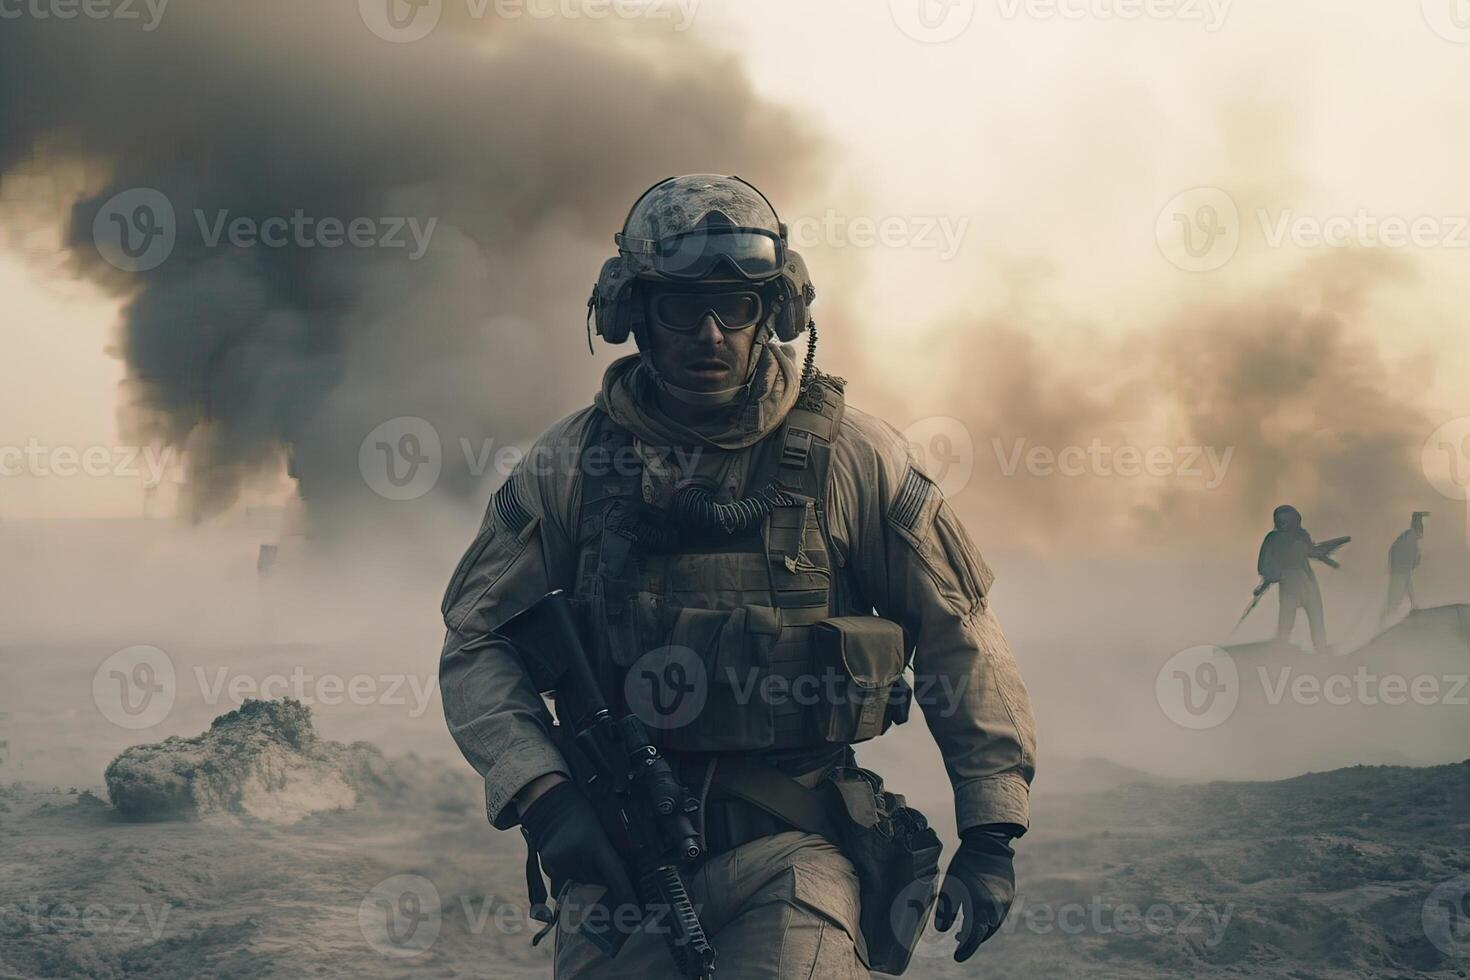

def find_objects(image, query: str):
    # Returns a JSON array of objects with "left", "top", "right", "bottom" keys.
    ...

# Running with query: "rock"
[{"left": 104, "top": 699, "right": 359, "bottom": 824}]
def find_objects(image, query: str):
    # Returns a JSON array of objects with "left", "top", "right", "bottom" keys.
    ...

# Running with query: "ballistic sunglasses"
[{"left": 652, "top": 290, "right": 765, "bottom": 332}]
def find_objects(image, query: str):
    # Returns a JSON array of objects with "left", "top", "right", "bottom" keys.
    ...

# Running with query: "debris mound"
[{"left": 104, "top": 699, "right": 359, "bottom": 823}]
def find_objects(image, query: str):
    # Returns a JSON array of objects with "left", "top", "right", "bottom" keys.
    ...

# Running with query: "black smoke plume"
[{"left": 0, "top": 0, "right": 825, "bottom": 529}]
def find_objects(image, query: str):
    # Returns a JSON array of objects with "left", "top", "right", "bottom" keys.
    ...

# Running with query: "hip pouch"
[{"left": 823, "top": 766, "right": 944, "bottom": 976}]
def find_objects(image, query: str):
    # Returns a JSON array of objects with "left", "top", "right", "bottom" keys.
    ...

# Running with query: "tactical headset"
[{"left": 587, "top": 176, "right": 816, "bottom": 347}]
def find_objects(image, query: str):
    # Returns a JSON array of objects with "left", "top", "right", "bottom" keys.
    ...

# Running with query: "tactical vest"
[{"left": 572, "top": 377, "right": 908, "bottom": 755}]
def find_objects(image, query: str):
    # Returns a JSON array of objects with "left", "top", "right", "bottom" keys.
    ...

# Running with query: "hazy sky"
[{"left": 6, "top": 0, "right": 1470, "bottom": 536}]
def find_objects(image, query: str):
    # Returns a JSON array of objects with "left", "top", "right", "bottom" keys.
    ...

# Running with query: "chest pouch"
[{"left": 811, "top": 617, "right": 909, "bottom": 743}]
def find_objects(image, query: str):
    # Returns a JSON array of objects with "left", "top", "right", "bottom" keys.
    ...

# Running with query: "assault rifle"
[
  {"left": 495, "top": 590, "right": 716, "bottom": 978},
  {"left": 1310, "top": 535, "right": 1351, "bottom": 569}
]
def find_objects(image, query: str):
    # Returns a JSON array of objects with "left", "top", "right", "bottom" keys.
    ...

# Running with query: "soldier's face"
[{"left": 643, "top": 285, "right": 761, "bottom": 393}]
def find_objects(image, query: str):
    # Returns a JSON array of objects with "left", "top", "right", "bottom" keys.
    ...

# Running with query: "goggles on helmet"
[{"left": 617, "top": 227, "right": 785, "bottom": 283}]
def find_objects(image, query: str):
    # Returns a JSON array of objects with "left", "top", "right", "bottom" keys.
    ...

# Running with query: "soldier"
[
  {"left": 1383, "top": 511, "right": 1428, "bottom": 626},
  {"left": 1256, "top": 504, "right": 1346, "bottom": 654},
  {"left": 440, "top": 175, "right": 1036, "bottom": 977}
]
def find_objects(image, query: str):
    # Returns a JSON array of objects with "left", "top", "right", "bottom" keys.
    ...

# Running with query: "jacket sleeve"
[
  {"left": 829, "top": 411, "right": 1037, "bottom": 835},
  {"left": 439, "top": 422, "right": 584, "bottom": 830}
]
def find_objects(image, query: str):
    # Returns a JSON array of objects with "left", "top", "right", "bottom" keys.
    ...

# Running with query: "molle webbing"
[
  {"left": 573, "top": 415, "right": 640, "bottom": 700},
  {"left": 573, "top": 376, "right": 848, "bottom": 752},
  {"left": 763, "top": 377, "right": 845, "bottom": 625},
  {"left": 574, "top": 416, "right": 639, "bottom": 602},
  {"left": 761, "top": 379, "right": 846, "bottom": 746}
]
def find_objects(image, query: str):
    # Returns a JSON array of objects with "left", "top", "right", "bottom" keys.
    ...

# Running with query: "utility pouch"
[
  {"left": 823, "top": 766, "right": 943, "bottom": 977},
  {"left": 812, "top": 617, "right": 908, "bottom": 743}
]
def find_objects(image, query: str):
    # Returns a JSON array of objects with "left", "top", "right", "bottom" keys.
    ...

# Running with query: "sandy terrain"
[
  {"left": 4, "top": 749, "right": 1468, "bottom": 979},
  {"left": 4, "top": 521, "right": 1468, "bottom": 978}
]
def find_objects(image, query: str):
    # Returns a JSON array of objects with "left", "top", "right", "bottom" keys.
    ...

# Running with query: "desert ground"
[
  {"left": 4, "top": 518, "right": 1469, "bottom": 978},
  {"left": 5, "top": 749, "right": 1469, "bottom": 979}
]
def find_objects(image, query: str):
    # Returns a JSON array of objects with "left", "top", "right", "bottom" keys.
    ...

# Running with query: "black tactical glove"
[
  {"left": 520, "top": 781, "right": 639, "bottom": 912},
  {"left": 933, "top": 824, "right": 1016, "bottom": 962}
]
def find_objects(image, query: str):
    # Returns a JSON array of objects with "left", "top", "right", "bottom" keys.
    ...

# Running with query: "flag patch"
[
  {"left": 889, "top": 466, "right": 936, "bottom": 534},
  {"left": 492, "top": 474, "right": 533, "bottom": 533}
]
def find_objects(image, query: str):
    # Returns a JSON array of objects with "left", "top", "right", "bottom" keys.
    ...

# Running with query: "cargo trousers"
[{"left": 553, "top": 831, "right": 870, "bottom": 979}]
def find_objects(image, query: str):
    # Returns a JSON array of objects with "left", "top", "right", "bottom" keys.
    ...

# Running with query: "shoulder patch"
[
  {"left": 889, "top": 465, "right": 939, "bottom": 534},
  {"left": 492, "top": 472, "right": 533, "bottom": 534}
]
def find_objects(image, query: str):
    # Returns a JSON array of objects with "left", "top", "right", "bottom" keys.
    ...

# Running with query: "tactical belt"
[{"left": 693, "top": 756, "right": 844, "bottom": 859}]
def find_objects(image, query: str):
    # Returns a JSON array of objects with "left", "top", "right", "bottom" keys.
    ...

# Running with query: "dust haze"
[
  {"left": 3, "top": 6, "right": 1469, "bottom": 978},
  {"left": 922, "top": 250, "right": 1437, "bottom": 558},
  {"left": 2, "top": 0, "right": 1463, "bottom": 792}
]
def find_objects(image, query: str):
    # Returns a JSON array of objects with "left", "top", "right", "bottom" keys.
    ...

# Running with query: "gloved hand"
[
  {"left": 520, "top": 780, "right": 639, "bottom": 912},
  {"left": 933, "top": 825, "right": 1016, "bottom": 962}
]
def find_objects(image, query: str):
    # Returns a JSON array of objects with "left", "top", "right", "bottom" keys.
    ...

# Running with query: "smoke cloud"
[
  {"left": 919, "top": 251, "right": 1438, "bottom": 558},
  {"left": 0, "top": 0, "right": 825, "bottom": 528}
]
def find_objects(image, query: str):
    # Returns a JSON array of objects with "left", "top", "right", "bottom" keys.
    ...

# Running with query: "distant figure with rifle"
[
  {"left": 1382, "top": 511, "right": 1428, "bottom": 627},
  {"left": 439, "top": 176, "right": 1037, "bottom": 977},
  {"left": 1251, "top": 504, "right": 1349, "bottom": 654}
]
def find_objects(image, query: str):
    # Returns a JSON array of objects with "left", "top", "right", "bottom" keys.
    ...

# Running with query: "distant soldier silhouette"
[
  {"left": 1256, "top": 504, "right": 1349, "bottom": 653},
  {"left": 1383, "top": 511, "right": 1428, "bottom": 626}
]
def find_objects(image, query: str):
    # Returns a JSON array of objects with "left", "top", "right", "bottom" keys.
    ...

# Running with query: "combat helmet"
[
  {"left": 587, "top": 175, "right": 816, "bottom": 347},
  {"left": 1273, "top": 505, "right": 1302, "bottom": 531}
]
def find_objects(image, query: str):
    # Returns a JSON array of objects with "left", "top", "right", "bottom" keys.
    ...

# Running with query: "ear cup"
[
  {"left": 767, "top": 252, "right": 815, "bottom": 342},
  {"left": 765, "top": 282, "right": 799, "bottom": 342},
  {"left": 592, "top": 257, "right": 639, "bottom": 344}
]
